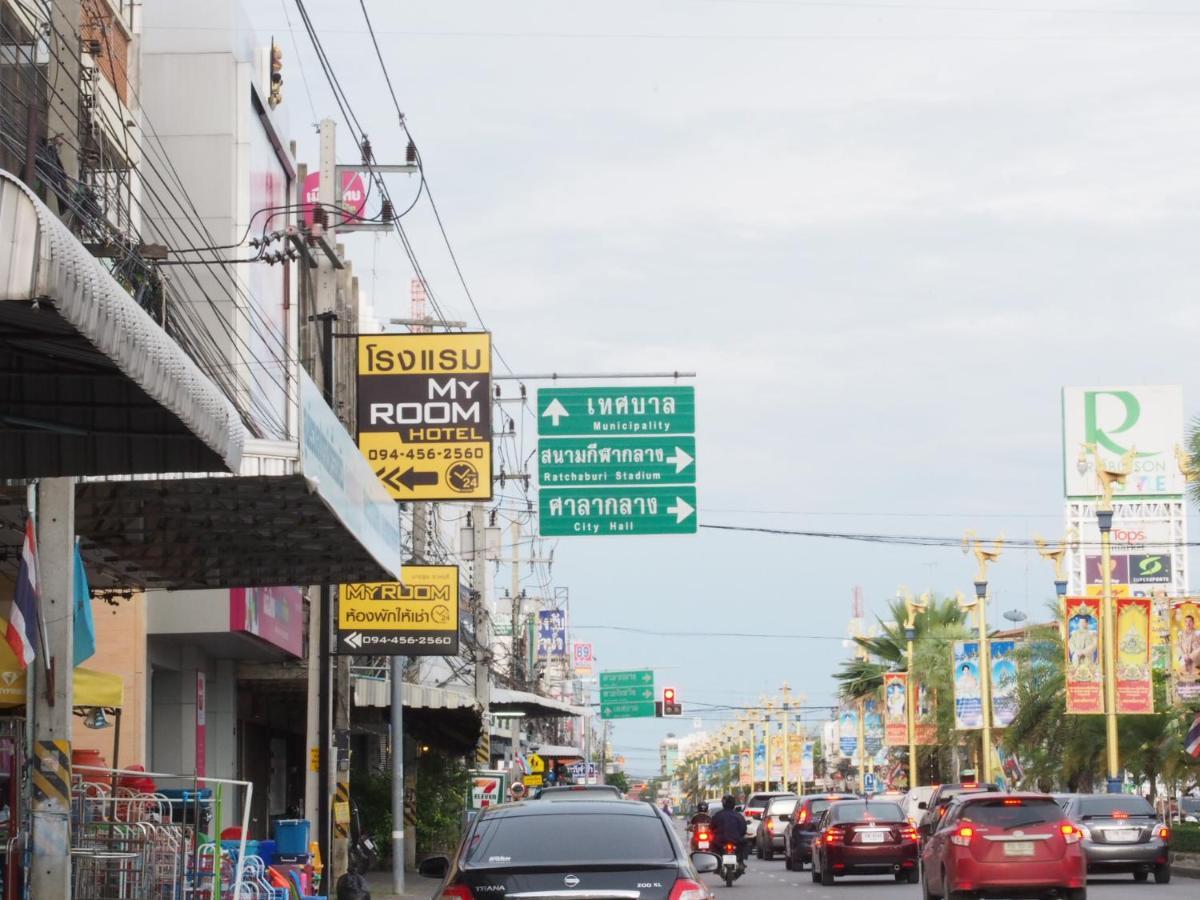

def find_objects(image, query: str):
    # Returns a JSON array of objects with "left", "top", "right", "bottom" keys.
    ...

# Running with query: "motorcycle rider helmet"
[
  {"left": 722, "top": 795, "right": 736, "bottom": 809},
  {"left": 697, "top": 801, "right": 709, "bottom": 813}
]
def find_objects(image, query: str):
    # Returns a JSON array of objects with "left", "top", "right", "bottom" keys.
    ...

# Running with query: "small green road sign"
[
  {"left": 538, "top": 387, "right": 695, "bottom": 436},
  {"left": 538, "top": 436, "right": 696, "bottom": 487},
  {"left": 601, "top": 700, "right": 657, "bottom": 720},
  {"left": 540, "top": 486, "right": 697, "bottom": 536},
  {"left": 599, "top": 685, "right": 655, "bottom": 702},
  {"left": 599, "top": 669, "right": 655, "bottom": 688}
]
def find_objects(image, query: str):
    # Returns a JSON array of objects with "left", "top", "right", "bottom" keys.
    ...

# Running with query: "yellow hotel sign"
[
  {"left": 357, "top": 333, "right": 492, "bottom": 501},
  {"left": 337, "top": 564, "right": 459, "bottom": 656}
]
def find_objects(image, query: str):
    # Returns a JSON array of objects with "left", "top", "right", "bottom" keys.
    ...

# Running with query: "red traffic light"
[{"left": 663, "top": 687, "right": 676, "bottom": 702}]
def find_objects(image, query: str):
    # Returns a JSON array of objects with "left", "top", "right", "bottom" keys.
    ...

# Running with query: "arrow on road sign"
[
  {"left": 667, "top": 496, "right": 695, "bottom": 524},
  {"left": 542, "top": 398, "right": 569, "bottom": 427},
  {"left": 667, "top": 446, "right": 694, "bottom": 474},
  {"left": 603, "top": 707, "right": 612, "bottom": 717},
  {"left": 398, "top": 467, "right": 439, "bottom": 490},
  {"left": 642, "top": 672, "right": 653, "bottom": 683},
  {"left": 344, "top": 632, "right": 363, "bottom": 650}
]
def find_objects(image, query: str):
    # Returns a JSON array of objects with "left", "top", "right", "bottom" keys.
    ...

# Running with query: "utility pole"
[
  {"left": 472, "top": 504, "right": 492, "bottom": 768},
  {"left": 509, "top": 520, "right": 522, "bottom": 761},
  {"left": 392, "top": 504, "right": 424, "bottom": 895}
]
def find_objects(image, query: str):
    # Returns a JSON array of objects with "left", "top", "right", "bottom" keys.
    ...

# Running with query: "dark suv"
[
  {"left": 783, "top": 793, "right": 857, "bottom": 870},
  {"left": 1062, "top": 793, "right": 1171, "bottom": 883},
  {"left": 916, "top": 782, "right": 1003, "bottom": 844}
]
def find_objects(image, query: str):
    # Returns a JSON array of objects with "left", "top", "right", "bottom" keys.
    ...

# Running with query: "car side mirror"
[
  {"left": 418, "top": 856, "right": 450, "bottom": 879},
  {"left": 918, "top": 801, "right": 928, "bottom": 810},
  {"left": 691, "top": 852, "right": 719, "bottom": 874}
]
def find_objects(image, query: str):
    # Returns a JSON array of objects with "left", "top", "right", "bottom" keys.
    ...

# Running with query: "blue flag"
[{"left": 73, "top": 540, "right": 96, "bottom": 667}]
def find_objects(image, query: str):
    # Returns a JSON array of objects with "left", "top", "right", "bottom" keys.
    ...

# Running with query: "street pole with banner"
[
  {"left": 899, "top": 589, "right": 928, "bottom": 789},
  {"left": 962, "top": 532, "right": 1003, "bottom": 785},
  {"left": 780, "top": 683, "right": 791, "bottom": 793},
  {"left": 1035, "top": 536, "right": 1070, "bottom": 642}
]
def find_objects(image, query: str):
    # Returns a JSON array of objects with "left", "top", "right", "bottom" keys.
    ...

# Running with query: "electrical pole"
[
  {"left": 472, "top": 504, "right": 492, "bottom": 768},
  {"left": 392, "top": 504, "right": 423, "bottom": 895},
  {"left": 509, "top": 520, "right": 522, "bottom": 761}
]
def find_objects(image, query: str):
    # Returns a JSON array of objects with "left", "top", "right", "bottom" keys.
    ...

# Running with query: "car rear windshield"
[
  {"left": 830, "top": 802, "right": 904, "bottom": 823},
  {"left": 465, "top": 813, "right": 675, "bottom": 865},
  {"left": 769, "top": 798, "right": 797, "bottom": 815},
  {"left": 959, "top": 799, "right": 1063, "bottom": 828},
  {"left": 807, "top": 796, "right": 855, "bottom": 817},
  {"left": 940, "top": 784, "right": 999, "bottom": 802},
  {"left": 1076, "top": 796, "right": 1155, "bottom": 818}
]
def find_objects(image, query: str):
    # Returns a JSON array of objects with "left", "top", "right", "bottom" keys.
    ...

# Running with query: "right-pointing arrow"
[
  {"left": 667, "top": 446, "right": 694, "bottom": 474},
  {"left": 542, "top": 398, "right": 569, "bottom": 427},
  {"left": 667, "top": 497, "right": 695, "bottom": 524}
]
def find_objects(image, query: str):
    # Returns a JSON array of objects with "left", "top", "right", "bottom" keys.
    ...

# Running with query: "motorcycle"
[
  {"left": 690, "top": 826, "right": 713, "bottom": 853},
  {"left": 720, "top": 841, "right": 742, "bottom": 887}
]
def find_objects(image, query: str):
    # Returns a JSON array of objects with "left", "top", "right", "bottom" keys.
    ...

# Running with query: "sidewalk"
[{"left": 364, "top": 870, "right": 440, "bottom": 900}]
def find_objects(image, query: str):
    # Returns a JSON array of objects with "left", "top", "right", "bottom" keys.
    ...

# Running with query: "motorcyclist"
[
  {"left": 689, "top": 801, "right": 712, "bottom": 829},
  {"left": 709, "top": 795, "right": 748, "bottom": 872}
]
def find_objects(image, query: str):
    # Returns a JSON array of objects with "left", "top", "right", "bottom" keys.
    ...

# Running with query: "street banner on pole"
[
  {"left": 768, "top": 734, "right": 784, "bottom": 782},
  {"left": 914, "top": 682, "right": 938, "bottom": 744},
  {"left": 1065, "top": 597, "right": 1105, "bottom": 714},
  {"left": 838, "top": 708, "right": 858, "bottom": 758},
  {"left": 1116, "top": 597, "right": 1153, "bottom": 714},
  {"left": 787, "top": 734, "right": 803, "bottom": 777},
  {"left": 356, "top": 332, "right": 492, "bottom": 501},
  {"left": 753, "top": 742, "right": 767, "bottom": 782},
  {"left": 952, "top": 641, "right": 983, "bottom": 730},
  {"left": 1170, "top": 598, "right": 1200, "bottom": 704},
  {"left": 864, "top": 698, "right": 883, "bottom": 754},
  {"left": 337, "top": 565, "right": 460, "bottom": 655},
  {"left": 989, "top": 640, "right": 1019, "bottom": 728},
  {"left": 800, "top": 742, "right": 815, "bottom": 783},
  {"left": 739, "top": 747, "right": 752, "bottom": 785},
  {"left": 883, "top": 673, "right": 908, "bottom": 746}
]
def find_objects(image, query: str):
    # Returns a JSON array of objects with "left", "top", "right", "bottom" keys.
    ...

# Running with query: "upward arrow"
[{"left": 542, "top": 398, "right": 569, "bottom": 427}]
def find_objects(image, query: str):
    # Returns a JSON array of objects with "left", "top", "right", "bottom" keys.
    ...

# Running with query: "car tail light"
[
  {"left": 668, "top": 879, "right": 708, "bottom": 900},
  {"left": 823, "top": 827, "right": 844, "bottom": 845},
  {"left": 1158, "top": 826, "right": 1170, "bottom": 841},
  {"left": 1060, "top": 823, "right": 1081, "bottom": 845},
  {"left": 765, "top": 819, "right": 774, "bottom": 832},
  {"left": 441, "top": 886, "right": 474, "bottom": 900},
  {"left": 949, "top": 826, "right": 974, "bottom": 847},
  {"left": 900, "top": 825, "right": 919, "bottom": 843},
  {"left": 1003, "top": 799, "right": 1022, "bottom": 806},
  {"left": 1112, "top": 810, "right": 1129, "bottom": 819},
  {"left": 797, "top": 808, "right": 808, "bottom": 823},
  {"left": 746, "top": 809, "right": 762, "bottom": 819}
]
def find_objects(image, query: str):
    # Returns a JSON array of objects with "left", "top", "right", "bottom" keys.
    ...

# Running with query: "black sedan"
[{"left": 420, "top": 798, "right": 718, "bottom": 900}]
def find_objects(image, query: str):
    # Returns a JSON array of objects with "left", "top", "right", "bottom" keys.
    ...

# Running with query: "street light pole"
[
  {"left": 781, "top": 683, "right": 792, "bottom": 793},
  {"left": 1080, "top": 443, "right": 1134, "bottom": 794},
  {"left": 1035, "top": 535, "right": 1070, "bottom": 640},
  {"left": 900, "top": 588, "right": 928, "bottom": 790},
  {"left": 963, "top": 532, "right": 1003, "bottom": 785}
]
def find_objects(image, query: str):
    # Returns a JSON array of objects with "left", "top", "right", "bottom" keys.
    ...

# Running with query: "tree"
[{"left": 607, "top": 770, "right": 630, "bottom": 794}]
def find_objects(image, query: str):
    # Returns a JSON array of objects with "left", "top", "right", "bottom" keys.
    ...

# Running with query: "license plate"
[
  {"left": 1003, "top": 842, "right": 1035, "bottom": 857},
  {"left": 1108, "top": 829, "right": 1139, "bottom": 843},
  {"left": 859, "top": 832, "right": 885, "bottom": 844},
  {"left": 722, "top": 855, "right": 738, "bottom": 865},
  {"left": 698, "top": 841, "right": 709, "bottom": 849}
]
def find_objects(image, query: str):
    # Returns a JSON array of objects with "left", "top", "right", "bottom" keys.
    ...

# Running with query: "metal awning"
[
  {"left": 0, "top": 170, "right": 244, "bottom": 477},
  {"left": 353, "top": 678, "right": 479, "bottom": 712},
  {"left": 492, "top": 688, "right": 591, "bottom": 719}
]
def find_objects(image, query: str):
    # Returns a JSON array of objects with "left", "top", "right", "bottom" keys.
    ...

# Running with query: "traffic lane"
[{"left": 699, "top": 855, "right": 1200, "bottom": 899}]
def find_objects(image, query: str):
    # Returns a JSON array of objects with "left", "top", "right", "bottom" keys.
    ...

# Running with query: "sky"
[{"left": 247, "top": 0, "right": 1200, "bottom": 776}]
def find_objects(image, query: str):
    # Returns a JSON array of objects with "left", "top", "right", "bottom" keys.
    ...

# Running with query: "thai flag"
[
  {"left": 4, "top": 518, "right": 39, "bottom": 668},
  {"left": 1187, "top": 713, "right": 1200, "bottom": 760}
]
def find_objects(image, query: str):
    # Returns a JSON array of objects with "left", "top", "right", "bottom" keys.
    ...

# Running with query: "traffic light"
[{"left": 662, "top": 686, "right": 682, "bottom": 717}]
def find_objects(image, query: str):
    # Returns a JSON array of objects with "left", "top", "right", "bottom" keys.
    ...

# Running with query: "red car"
[
  {"left": 810, "top": 798, "right": 920, "bottom": 885},
  {"left": 921, "top": 792, "right": 1087, "bottom": 900}
]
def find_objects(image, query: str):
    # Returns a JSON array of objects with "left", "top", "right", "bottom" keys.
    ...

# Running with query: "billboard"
[
  {"left": 338, "top": 565, "right": 460, "bottom": 655},
  {"left": 1062, "top": 386, "right": 1184, "bottom": 498},
  {"left": 537, "top": 609, "right": 567, "bottom": 658},
  {"left": 1065, "top": 597, "right": 1104, "bottom": 714},
  {"left": 572, "top": 641, "right": 594, "bottom": 675}
]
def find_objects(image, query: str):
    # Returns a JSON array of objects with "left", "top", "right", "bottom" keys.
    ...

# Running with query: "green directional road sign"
[
  {"left": 599, "top": 685, "right": 656, "bottom": 702},
  {"left": 599, "top": 669, "right": 655, "bottom": 688},
  {"left": 538, "top": 436, "right": 696, "bottom": 487},
  {"left": 539, "top": 387, "right": 695, "bottom": 437},
  {"left": 601, "top": 700, "right": 657, "bottom": 720},
  {"left": 540, "top": 486, "right": 697, "bottom": 536}
]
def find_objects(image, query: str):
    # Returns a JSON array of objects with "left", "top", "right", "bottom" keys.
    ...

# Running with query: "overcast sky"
[{"left": 251, "top": 0, "right": 1200, "bottom": 775}]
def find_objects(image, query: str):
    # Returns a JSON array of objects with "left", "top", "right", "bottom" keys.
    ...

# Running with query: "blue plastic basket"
[{"left": 273, "top": 819, "right": 311, "bottom": 856}]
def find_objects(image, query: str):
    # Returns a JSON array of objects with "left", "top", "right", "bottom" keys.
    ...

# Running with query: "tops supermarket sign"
[{"left": 1062, "top": 386, "right": 1185, "bottom": 499}]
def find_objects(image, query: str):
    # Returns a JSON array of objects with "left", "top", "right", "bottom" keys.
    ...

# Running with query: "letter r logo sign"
[{"left": 1084, "top": 390, "right": 1141, "bottom": 455}]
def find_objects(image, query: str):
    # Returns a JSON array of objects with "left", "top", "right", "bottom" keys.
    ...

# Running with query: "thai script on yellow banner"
[{"left": 1116, "top": 597, "right": 1153, "bottom": 714}]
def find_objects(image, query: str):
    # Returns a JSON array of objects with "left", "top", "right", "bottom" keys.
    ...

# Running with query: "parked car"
[
  {"left": 418, "top": 798, "right": 717, "bottom": 900},
  {"left": 1061, "top": 794, "right": 1171, "bottom": 883},
  {"left": 742, "top": 791, "right": 795, "bottom": 843},
  {"left": 754, "top": 796, "right": 798, "bottom": 859},
  {"left": 921, "top": 792, "right": 1087, "bottom": 900},
  {"left": 783, "top": 793, "right": 858, "bottom": 870},
  {"left": 1181, "top": 797, "right": 1200, "bottom": 823},
  {"left": 917, "top": 781, "right": 1003, "bottom": 844},
  {"left": 903, "top": 785, "right": 936, "bottom": 826},
  {"left": 810, "top": 798, "right": 919, "bottom": 886}
]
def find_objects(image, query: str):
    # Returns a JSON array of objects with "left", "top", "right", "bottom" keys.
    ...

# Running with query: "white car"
[{"left": 901, "top": 785, "right": 935, "bottom": 826}]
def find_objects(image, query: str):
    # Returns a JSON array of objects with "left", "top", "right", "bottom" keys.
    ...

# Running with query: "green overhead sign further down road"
[
  {"left": 538, "top": 436, "right": 696, "bottom": 487},
  {"left": 539, "top": 387, "right": 695, "bottom": 436},
  {"left": 599, "top": 669, "right": 656, "bottom": 719},
  {"left": 599, "top": 685, "right": 655, "bottom": 702},
  {"left": 600, "top": 669, "right": 654, "bottom": 687}
]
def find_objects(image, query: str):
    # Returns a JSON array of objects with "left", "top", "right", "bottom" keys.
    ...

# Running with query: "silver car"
[
  {"left": 1062, "top": 793, "right": 1171, "bottom": 883},
  {"left": 754, "top": 796, "right": 798, "bottom": 859}
]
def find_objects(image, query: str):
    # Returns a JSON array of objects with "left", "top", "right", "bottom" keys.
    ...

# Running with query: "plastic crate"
[{"left": 274, "top": 819, "right": 311, "bottom": 856}]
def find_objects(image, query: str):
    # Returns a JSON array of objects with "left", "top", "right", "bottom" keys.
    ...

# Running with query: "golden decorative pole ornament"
[
  {"left": 1035, "top": 535, "right": 1071, "bottom": 640},
  {"left": 899, "top": 588, "right": 928, "bottom": 790}
]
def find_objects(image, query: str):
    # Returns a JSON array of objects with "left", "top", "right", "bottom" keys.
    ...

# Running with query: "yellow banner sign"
[
  {"left": 357, "top": 332, "right": 492, "bottom": 501},
  {"left": 338, "top": 565, "right": 459, "bottom": 655}
]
